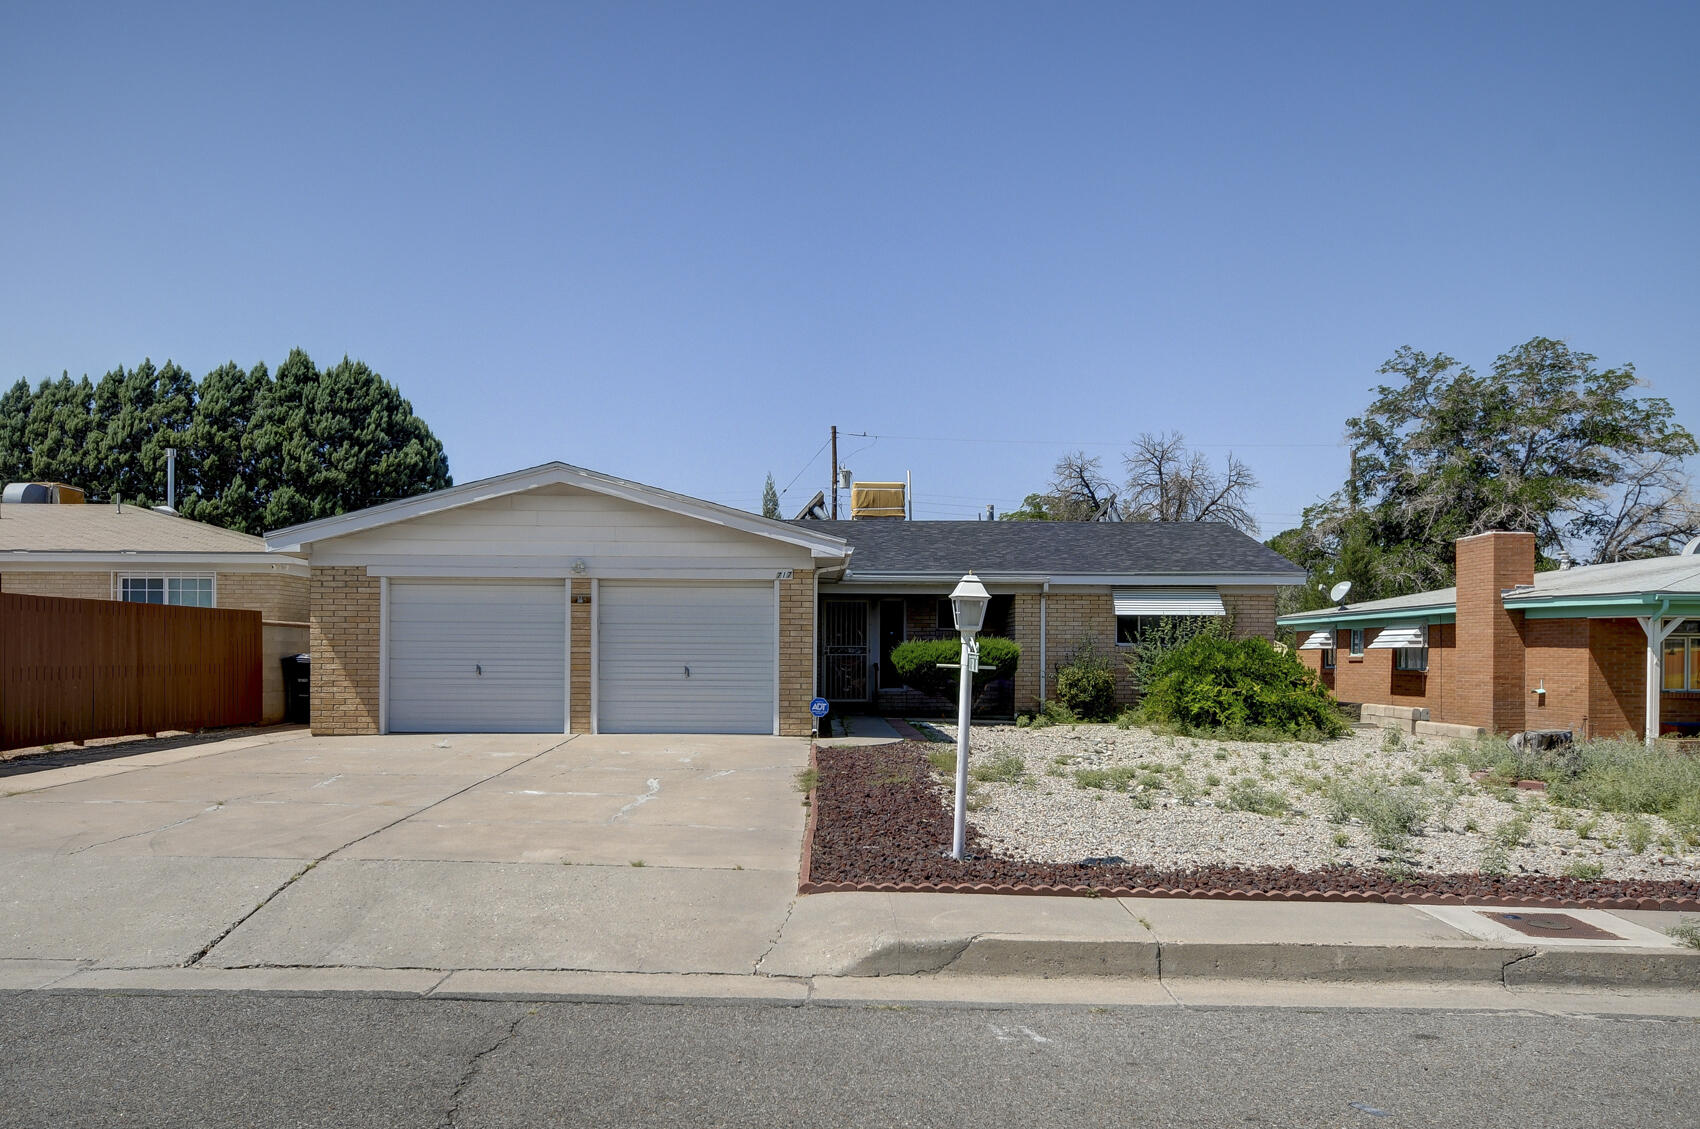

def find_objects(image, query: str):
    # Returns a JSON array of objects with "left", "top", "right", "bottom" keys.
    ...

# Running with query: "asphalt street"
[{"left": 2, "top": 994, "right": 1695, "bottom": 1128}]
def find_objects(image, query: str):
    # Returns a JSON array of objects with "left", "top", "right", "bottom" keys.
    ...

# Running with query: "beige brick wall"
[
  {"left": 309, "top": 565, "right": 381, "bottom": 735},
  {"left": 1220, "top": 588, "right": 1277, "bottom": 640},
  {"left": 570, "top": 579, "right": 592, "bottom": 733},
  {"left": 0, "top": 571, "right": 114, "bottom": 600},
  {"left": 778, "top": 570, "right": 815, "bottom": 736},
  {"left": 1010, "top": 593, "right": 1042, "bottom": 711},
  {"left": 219, "top": 571, "right": 309, "bottom": 623}
]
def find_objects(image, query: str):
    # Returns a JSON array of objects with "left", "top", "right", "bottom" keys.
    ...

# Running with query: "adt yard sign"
[{"left": 810, "top": 698, "right": 830, "bottom": 718}]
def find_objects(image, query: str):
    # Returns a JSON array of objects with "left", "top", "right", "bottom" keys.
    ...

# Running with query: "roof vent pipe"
[{"left": 165, "top": 447, "right": 177, "bottom": 511}]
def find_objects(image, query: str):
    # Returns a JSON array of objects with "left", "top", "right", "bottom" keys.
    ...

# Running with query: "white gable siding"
[{"left": 311, "top": 484, "right": 812, "bottom": 577}]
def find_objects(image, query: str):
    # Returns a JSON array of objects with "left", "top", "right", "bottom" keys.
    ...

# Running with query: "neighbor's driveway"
[{"left": 0, "top": 730, "right": 809, "bottom": 976}]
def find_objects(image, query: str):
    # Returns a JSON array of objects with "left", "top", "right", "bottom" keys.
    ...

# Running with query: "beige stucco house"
[
  {"left": 264, "top": 462, "right": 1302, "bottom": 737},
  {"left": 0, "top": 499, "right": 309, "bottom": 722}
]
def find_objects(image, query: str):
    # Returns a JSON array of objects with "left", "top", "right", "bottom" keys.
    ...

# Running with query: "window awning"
[
  {"left": 1368, "top": 624, "right": 1427, "bottom": 649},
  {"left": 1298, "top": 630, "right": 1336, "bottom": 650},
  {"left": 1113, "top": 588, "right": 1226, "bottom": 617}
]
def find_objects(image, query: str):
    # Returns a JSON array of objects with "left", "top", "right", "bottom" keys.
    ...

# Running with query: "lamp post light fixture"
[{"left": 948, "top": 571, "right": 990, "bottom": 861}]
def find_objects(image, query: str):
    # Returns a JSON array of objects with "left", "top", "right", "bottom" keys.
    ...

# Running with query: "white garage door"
[
  {"left": 388, "top": 580, "right": 566, "bottom": 733},
  {"left": 598, "top": 581, "right": 775, "bottom": 734}
]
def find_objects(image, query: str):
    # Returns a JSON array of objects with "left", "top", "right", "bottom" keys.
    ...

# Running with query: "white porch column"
[{"left": 1637, "top": 612, "right": 1682, "bottom": 746}]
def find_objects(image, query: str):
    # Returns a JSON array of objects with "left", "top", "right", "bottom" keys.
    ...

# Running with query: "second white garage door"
[
  {"left": 388, "top": 580, "right": 566, "bottom": 733},
  {"left": 598, "top": 581, "right": 775, "bottom": 734}
]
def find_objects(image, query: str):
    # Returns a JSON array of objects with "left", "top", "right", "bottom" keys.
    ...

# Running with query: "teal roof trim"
[{"left": 1277, "top": 605, "right": 1456, "bottom": 628}]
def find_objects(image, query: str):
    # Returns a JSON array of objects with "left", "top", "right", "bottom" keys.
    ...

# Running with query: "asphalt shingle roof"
[
  {"left": 0, "top": 503, "right": 272, "bottom": 554},
  {"left": 793, "top": 520, "right": 1305, "bottom": 578}
]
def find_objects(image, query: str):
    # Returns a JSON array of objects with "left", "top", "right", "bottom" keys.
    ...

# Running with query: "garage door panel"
[
  {"left": 598, "top": 581, "right": 774, "bottom": 735},
  {"left": 388, "top": 580, "right": 566, "bottom": 733}
]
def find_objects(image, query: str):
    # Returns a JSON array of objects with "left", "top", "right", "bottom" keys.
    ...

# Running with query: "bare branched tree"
[
  {"left": 1048, "top": 451, "right": 1117, "bottom": 520},
  {"left": 1568, "top": 451, "right": 1700, "bottom": 561},
  {"left": 1122, "top": 431, "right": 1259, "bottom": 533}
]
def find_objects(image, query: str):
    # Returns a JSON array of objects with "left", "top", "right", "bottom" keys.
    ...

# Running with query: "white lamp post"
[{"left": 948, "top": 571, "right": 990, "bottom": 861}]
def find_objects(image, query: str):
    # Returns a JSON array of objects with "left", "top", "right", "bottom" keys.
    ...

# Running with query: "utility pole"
[{"left": 830, "top": 425, "right": 839, "bottom": 519}]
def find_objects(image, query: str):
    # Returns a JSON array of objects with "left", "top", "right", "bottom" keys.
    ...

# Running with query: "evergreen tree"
[
  {"left": 178, "top": 361, "right": 269, "bottom": 531},
  {"left": 22, "top": 374, "right": 97, "bottom": 486},
  {"left": 0, "top": 379, "right": 32, "bottom": 483},
  {"left": 761, "top": 473, "right": 780, "bottom": 519}
]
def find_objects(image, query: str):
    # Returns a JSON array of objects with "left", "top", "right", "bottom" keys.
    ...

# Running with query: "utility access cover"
[{"left": 1482, "top": 912, "right": 1624, "bottom": 941}]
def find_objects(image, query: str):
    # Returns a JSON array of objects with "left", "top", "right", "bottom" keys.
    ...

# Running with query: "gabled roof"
[
  {"left": 264, "top": 462, "right": 853, "bottom": 559},
  {"left": 796, "top": 520, "right": 1305, "bottom": 583},
  {"left": 0, "top": 502, "right": 276, "bottom": 556}
]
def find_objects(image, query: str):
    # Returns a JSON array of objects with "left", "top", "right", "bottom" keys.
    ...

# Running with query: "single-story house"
[
  {"left": 798, "top": 519, "right": 1304, "bottom": 714},
  {"left": 263, "top": 462, "right": 1303, "bottom": 737},
  {"left": 1278, "top": 530, "right": 1700, "bottom": 743},
  {"left": 0, "top": 496, "right": 310, "bottom": 722}
]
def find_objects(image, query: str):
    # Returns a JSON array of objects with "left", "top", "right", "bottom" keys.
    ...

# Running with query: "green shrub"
[
  {"left": 1124, "top": 614, "right": 1232, "bottom": 690},
  {"left": 889, "top": 636, "right": 1020, "bottom": 700},
  {"left": 1053, "top": 642, "right": 1119, "bottom": 721},
  {"left": 1224, "top": 778, "right": 1288, "bottom": 816},
  {"left": 970, "top": 749, "right": 1026, "bottom": 784},
  {"left": 1565, "top": 859, "right": 1605, "bottom": 880},
  {"left": 1136, "top": 634, "right": 1348, "bottom": 738},
  {"left": 1326, "top": 776, "right": 1430, "bottom": 851}
]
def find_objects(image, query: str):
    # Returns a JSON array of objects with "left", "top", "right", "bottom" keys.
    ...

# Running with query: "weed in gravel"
[
  {"left": 1224, "top": 777, "right": 1289, "bottom": 816},
  {"left": 1551, "top": 809, "right": 1576, "bottom": 831},
  {"left": 1332, "top": 830, "right": 1350, "bottom": 848},
  {"left": 1074, "top": 765, "right": 1140, "bottom": 792},
  {"left": 1575, "top": 816, "right": 1598, "bottom": 840},
  {"left": 1668, "top": 920, "right": 1700, "bottom": 950},
  {"left": 1493, "top": 815, "right": 1532, "bottom": 848},
  {"left": 1463, "top": 817, "right": 1479, "bottom": 833},
  {"left": 1382, "top": 725, "right": 1405, "bottom": 752},
  {"left": 927, "top": 748, "right": 957, "bottom": 774},
  {"left": 1565, "top": 860, "right": 1605, "bottom": 880},
  {"left": 1205, "top": 773, "right": 1222, "bottom": 788},
  {"left": 1660, "top": 834, "right": 1679, "bottom": 855},
  {"left": 1174, "top": 776, "right": 1202, "bottom": 804},
  {"left": 1623, "top": 814, "right": 1652, "bottom": 855},
  {"left": 1478, "top": 843, "right": 1510, "bottom": 875},
  {"left": 1213, "top": 750, "right": 1229, "bottom": 761},
  {"left": 795, "top": 767, "right": 820, "bottom": 796},
  {"left": 970, "top": 750, "right": 1026, "bottom": 785},
  {"left": 1397, "top": 771, "right": 1425, "bottom": 787},
  {"left": 1326, "top": 776, "right": 1430, "bottom": 852}
]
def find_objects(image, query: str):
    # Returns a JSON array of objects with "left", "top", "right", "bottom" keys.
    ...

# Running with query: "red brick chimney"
[{"left": 1453, "top": 531, "right": 1536, "bottom": 732}]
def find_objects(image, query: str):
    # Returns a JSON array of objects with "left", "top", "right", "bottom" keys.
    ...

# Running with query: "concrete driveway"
[{"left": 0, "top": 730, "right": 810, "bottom": 976}]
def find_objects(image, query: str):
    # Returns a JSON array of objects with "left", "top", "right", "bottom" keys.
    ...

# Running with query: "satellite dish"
[
  {"left": 1329, "top": 580, "right": 1353, "bottom": 605},
  {"left": 1684, "top": 535, "right": 1700, "bottom": 557}
]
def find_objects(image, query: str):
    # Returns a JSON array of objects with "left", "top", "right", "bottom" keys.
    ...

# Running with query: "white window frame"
[
  {"left": 1348, "top": 628, "right": 1364, "bottom": 657},
  {"left": 1665, "top": 623, "right": 1699, "bottom": 692},
  {"left": 113, "top": 572, "right": 218, "bottom": 608}
]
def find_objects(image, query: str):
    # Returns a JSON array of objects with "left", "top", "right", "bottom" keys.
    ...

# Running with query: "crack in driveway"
[{"left": 182, "top": 736, "right": 577, "bottom": 968}]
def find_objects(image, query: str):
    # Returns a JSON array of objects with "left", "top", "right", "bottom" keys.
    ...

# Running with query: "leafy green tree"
[
  {"left": 0, "top": 379, "right": 32, "bottom": 482},
  {"left": 21, "top": 374, "right": 97, "bottom": 486},
  {"left": 761, "top": 473, "right": 780, "bottom": 519},
  {"left": 1272, "top": 337, "right": 1699, "bottom": 602},
  {"left": 1, "top": 349, "right": 451, "bottom": 533},
  {"left": 249, "top": 350, "right": 451, "bottom": 531},
  {"left": 177, "top": 361, "right": 270, "bottom": 531}
]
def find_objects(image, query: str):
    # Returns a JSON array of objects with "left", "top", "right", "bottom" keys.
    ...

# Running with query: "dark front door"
[
  {"left": 821, "top": 599, "right": 869, "bottom": 701},
  {"left": 878, "top": 599, "right": 906, "bottom": 689}
]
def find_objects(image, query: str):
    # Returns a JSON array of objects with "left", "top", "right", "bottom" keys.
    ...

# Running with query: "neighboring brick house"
[
  {"left": 797, "top": 519, "right": 1303, "bottom": 716},
  {"left": 0, "top": 498, "right": 310, "bottom": 722},
  {"left": 1280, "top": 531, "right": 1700, "bottom": 743}
]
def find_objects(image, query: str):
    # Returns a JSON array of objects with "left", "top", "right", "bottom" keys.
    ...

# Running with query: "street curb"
[{"left": 842, "top": 936, "right": 1700, "bottom": 986}]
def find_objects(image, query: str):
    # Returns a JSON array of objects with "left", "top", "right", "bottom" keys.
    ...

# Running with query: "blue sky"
[{"left": 3, "top": 2, "right": 1696, "bottom": 532}]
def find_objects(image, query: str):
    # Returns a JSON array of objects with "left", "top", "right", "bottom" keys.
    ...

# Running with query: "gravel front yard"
[{"left": 931, "top": 722, "right": 1700, "bottom": 885}]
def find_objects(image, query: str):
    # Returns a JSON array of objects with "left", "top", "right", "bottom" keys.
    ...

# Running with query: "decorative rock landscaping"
[{"left": 802, "top": 735, "right": 1700, "bottom": 908}]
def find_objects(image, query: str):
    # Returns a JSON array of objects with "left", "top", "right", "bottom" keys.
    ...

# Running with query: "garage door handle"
[
  {"left": 684, "top": 665, "right": 691, "bottom": 678},
  {"left": 475, "top": 664, "right": 483, "bottom": 677}
]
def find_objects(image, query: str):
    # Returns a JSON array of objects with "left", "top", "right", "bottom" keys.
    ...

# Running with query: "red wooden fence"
[{"left": 1, "top": 593, "right": 262, "bottom": 751}]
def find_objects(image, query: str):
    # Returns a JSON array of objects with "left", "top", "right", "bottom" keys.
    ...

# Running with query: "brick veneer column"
[
  {"left": 778, "top": 570, "right": 816, "bottom": 736},
  {"left": 1009, "top": 593, "right": 1042, "bottom": 712},
  {"left": 1453, "top": 531, "right": 1535, "bottom": 732},
  {"left": 570, "top": 579, "right": 592, "bottom": 733},
  {"left": 1219, "top": 588, "right": 1277, "bottom": 640},
  {"left": 309, "top": 565, "right": 381, "bottom": 735}
]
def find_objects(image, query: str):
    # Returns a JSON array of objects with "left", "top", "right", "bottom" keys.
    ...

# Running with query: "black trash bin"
[{"left": 280, "top": 653, "right": 311, "bottom": 725}]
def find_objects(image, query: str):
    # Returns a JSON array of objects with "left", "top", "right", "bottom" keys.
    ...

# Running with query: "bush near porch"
[{"left": 889, "top": 636, "right": 1020, "bottom": 700}]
